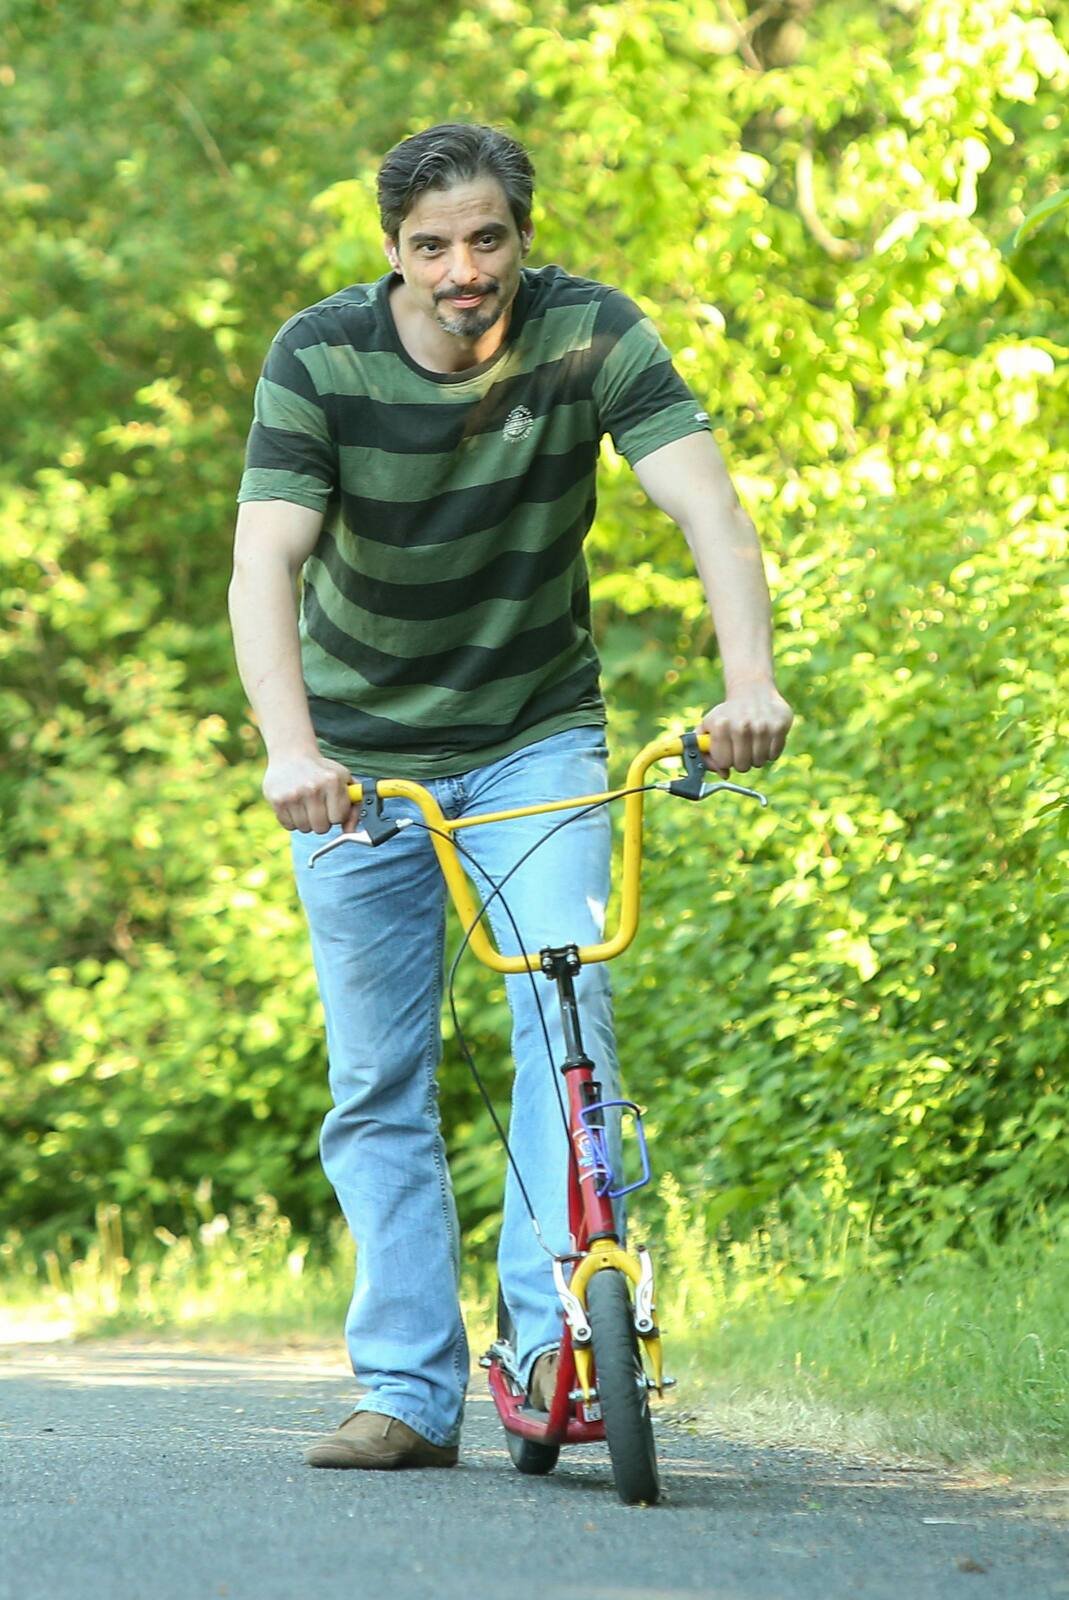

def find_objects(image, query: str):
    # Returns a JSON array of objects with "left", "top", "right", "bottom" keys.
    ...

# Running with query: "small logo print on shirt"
[
  {"left": 694, "top": 410, "right": 710, "bottom": 421},
  {"left": 503, "top": 405, "right": 534, "bottom": 441}
]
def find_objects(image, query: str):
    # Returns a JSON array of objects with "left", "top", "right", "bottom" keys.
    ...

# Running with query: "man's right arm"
[{"left": 227, "top": 500, "right": 354, "bottom": 833}]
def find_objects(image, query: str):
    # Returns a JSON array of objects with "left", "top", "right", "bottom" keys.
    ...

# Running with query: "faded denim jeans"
[{"left": 290, "top": 725, "right": 618, "bottom": 1447}]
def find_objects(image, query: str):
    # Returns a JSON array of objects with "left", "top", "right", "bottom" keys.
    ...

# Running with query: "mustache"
[{"left": 435, "top": 281, "right": 499, "bottom": 302}]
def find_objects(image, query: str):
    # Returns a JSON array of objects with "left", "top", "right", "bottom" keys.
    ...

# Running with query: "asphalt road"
[{"left": 1, "top": 1339, "right": 1066, "bottom": 1600}]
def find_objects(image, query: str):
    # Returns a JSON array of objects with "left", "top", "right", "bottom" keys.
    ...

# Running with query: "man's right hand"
[{"left": 262, "top": 752, "right": 355, "bottom": 834}]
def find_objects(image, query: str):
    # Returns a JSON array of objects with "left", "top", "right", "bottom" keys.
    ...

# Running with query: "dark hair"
[{"left": 377, "top": 123, "right": 535, "bottom": 238}]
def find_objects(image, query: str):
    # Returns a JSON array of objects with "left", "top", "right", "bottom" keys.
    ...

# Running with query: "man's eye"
[{"left": 478, "top": 235, "right": 500, "bottom": 247}]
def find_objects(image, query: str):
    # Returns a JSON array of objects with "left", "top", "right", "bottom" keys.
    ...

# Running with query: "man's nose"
[{"left": 449, "top": 248, "right": 480, "bottom": 286}]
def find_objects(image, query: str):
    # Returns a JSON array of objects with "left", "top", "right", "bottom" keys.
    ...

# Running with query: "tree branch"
[
  {"left": 163, "top": 84, "right": 233, "bottom": 185},
  {"left": 717, "top": 0, "right": 764, "bottom": 70},
  {"left": 795, "top": 141, "right": 861, "bottom": 261}
]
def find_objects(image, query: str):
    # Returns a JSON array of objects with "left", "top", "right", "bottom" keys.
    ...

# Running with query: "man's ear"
[
  {"left": 520, "top": 227, "right": 534, "bottom": 256},
  {"left": 383, "top": 235, "right": 401, "bottom": 272}
]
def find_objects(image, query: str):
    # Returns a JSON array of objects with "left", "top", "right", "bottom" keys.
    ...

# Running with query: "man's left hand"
[{"left": 698, "top": 681, "right": 794, "bottom": 776}]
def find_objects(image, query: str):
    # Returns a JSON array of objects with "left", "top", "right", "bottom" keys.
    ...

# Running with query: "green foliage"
[
  {"left": 1012, "top": 185, "right": 1069, "bottom": 249},
  {"left": 660, "top": 1184, "right": 1069, "bottom": 1472},
  {"left": 6, "top": 1191, "right": 1066, "bottom": 1474},
  {"left": 1, "top": 0, "right": 1066, "bottom": 1256},
  {"left": 0, "top": 1190, "right": 355, "bottom": 1340}
]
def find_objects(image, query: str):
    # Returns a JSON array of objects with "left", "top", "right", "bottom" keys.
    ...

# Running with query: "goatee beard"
[{"left": 435, "top": 297, "right": 504, "bottom": 340}]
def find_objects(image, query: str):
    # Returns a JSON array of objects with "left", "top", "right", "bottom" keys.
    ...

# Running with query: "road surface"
[{"left": 2, "top": 1339, "right": 1066, "bottom": 1600}]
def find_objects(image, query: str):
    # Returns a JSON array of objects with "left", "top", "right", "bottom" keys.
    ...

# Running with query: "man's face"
[{"left": 386, "top": 176, "right": 531, "bottom": 344}]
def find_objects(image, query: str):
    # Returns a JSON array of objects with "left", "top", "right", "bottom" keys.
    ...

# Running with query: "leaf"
[{"left": 1011, "top": 188, "right": 1069, "bottom": 252}]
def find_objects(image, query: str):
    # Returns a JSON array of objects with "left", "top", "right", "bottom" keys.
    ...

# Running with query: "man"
[{"left": 228, "top": 123, "right": 792, "bottom": 1470}]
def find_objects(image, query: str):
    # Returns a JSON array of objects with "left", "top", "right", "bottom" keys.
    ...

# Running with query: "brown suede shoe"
[
  {"left": 303, "top": 1410, "right": 459, "bottom": 1470},
  {"left": 527, "top": 1348, "right": 560, "bottom": 1411}
]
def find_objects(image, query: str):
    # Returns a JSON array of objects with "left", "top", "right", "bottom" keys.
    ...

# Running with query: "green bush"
[{"left": 1, "top": 0, "right": 1066, "bottom": 1253}]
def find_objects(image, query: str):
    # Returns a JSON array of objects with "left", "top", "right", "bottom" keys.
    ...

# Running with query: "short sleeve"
[
  {"left": 589, "top": 291, "right": 711, "bottom": 467},
  {"left": 236, "top": 325, "right": 337, "bottom": 512}
]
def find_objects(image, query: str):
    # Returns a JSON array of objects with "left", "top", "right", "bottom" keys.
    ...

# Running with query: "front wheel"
[{"left": 587, "top": 1268, "right": 660, "bottom": 1505}]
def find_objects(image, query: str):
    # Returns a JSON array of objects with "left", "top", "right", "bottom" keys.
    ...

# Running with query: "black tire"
[
  {"left": 586, "top": 1268, "right": 660, "bottom": 1505},
  {"left": 505, "top": 1425, "right": 561, "bottom": 1476},
  {"left": 496, "top": 1287, "right": 561, "bottom": 1476}
]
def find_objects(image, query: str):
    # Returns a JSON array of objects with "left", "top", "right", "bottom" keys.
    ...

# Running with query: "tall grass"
[
  {"left": 0, "top": 1183, "right": 355, "bottom": 1343},
  {"left": 655, "top": 1177, "right": 1069, "bottom": 1473},
  {"left": 3, "top": 1182, "right": 1066, "bottom": 1475}
]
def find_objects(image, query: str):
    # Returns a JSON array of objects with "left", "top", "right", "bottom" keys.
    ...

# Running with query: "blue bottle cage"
[{"left": 578, "top": 1099, "right": 652, "bottom": 1199}]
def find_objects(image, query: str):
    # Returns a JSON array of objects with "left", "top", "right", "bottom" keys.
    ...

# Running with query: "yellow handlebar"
[{"left": 344, "top": 733, "right": 712, "bottom": 975}]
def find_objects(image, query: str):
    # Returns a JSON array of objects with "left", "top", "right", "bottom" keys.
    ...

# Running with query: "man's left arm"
[{"left": 633, "top": 431, "right": 794, "bottom": 776}]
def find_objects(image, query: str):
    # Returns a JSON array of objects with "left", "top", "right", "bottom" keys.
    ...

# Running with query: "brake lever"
[
  {"left": 661, "top": 731, "right": 767, "bottom": 806},
  {"left": 308, "top": 779, "right": 412, "bottom": 867},
  {"left": 699, "top": 779, "right": 768, "bottom": 806}
]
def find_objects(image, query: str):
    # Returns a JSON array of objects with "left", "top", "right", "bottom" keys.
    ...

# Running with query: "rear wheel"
[
  {"left": 587, "top": 1268, "right": 660, "bottom": 1505},
  {"left": 496, "top": 1288, "right": 560, "bottom": 1476}
]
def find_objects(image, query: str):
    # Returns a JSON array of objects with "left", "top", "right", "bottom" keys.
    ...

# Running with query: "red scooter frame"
[{"left": 486, "top": 942, "right": 649, "bottom": 1449}]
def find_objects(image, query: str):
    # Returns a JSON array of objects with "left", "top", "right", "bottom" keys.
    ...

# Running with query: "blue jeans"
[{"left": 290, "top": 725, "right": 618, "bottom": 1447}]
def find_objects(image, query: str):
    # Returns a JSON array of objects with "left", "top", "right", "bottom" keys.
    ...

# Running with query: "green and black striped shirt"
[{"left": 237, "top": 265, "right": 709, "bottom": 778}]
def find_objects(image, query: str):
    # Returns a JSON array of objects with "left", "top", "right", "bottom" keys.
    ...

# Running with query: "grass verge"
[
  {"left": 3, "top": 1184, "right": 1066, "bottom": 1478},
  {"left": 654, "top": 1179, "right": 1069, "bottom": 1477}
]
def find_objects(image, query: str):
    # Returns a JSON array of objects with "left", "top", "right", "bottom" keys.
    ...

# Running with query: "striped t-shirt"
[{"left": 237, "top": 265, "right": 710, "bottom": 778}]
